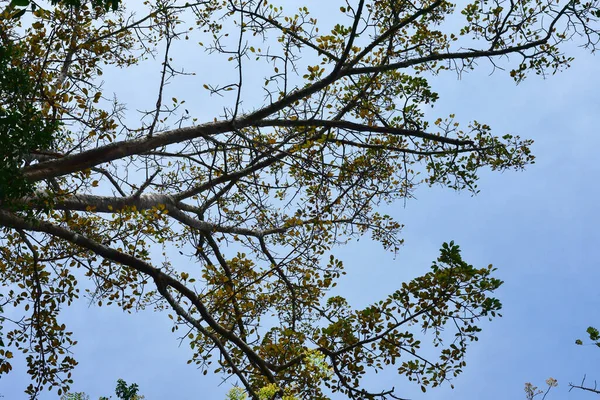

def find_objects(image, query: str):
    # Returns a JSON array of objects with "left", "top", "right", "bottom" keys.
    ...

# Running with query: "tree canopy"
[
  {"left": 0, "top": 0, "right": 598, "bottom": 399},
  {"left": 0, "top": 39, "right": 58, "bottom": 202},
  {"left": 61, "top": 378, "right": 144, "bottom": 400}
]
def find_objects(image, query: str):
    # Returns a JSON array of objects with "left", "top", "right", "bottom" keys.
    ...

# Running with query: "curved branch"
[{"left": 0, "top": 209, "right": 277, "bottom": 383}]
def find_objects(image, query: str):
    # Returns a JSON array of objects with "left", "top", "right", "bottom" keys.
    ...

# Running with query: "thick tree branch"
[{"left": 0, "top": 209, "right": 276, "bottom": 383}]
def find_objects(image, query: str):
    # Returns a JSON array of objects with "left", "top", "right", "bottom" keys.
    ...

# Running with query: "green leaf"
[
  {"left": 10, "top": 0, "right": 29, "bottom": 6},
  {"left": 11, "top": 8, "right": 27, "bottom": 18},
  {"left": 586, "top": 326, "right": 599, "bottom": 341}
]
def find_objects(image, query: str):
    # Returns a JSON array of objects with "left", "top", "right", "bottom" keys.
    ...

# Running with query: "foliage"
[
  {"left": 526, "top": 327, "right": 600, "bottom": 398},
  {"left": 114, "top": 379, "right": 142, "bottom": 400},
  {"left": 5, "top": 0, "right": 120, "bottom": 19},
  {"left": 257, "top": 384, "right": 281, "bottom": 400},
  {"left": 570, "top": 327, "right": 600, "bottom": 394},
  {"left": 62, "top": 379, "right": 144, "bottom": 400},
  {"left": 575, "top": 326, "right": 600, "bottom": 347},
  {"left": 0, "top": 41, "right": 58, "bottom": 203},
  {"left": 61, "top": 392, "right": 90, "bottom": 400},
  {"left": 524, "top": 378, "right": 558, "bottom": 400},
  {"left": 0, "top": 0, "right": 598, "bottom": 399},
  {"left": 226, "top": 387, "right": 248, "bottom": 400}
]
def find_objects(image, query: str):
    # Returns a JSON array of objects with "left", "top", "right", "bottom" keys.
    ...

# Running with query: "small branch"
[
  {"left": 132, "top": 169, "right": 160, "bottom": 199},
  {"left": 569, "top": 375, "right": 600, "bottom": 394},
  {"left": 256, "top": 118, "right": 474, "bottom": 147}
]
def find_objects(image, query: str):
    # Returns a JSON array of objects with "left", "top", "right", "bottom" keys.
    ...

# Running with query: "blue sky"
[{"left": 3, "top": 4, "right": 600, "bottom": 400}]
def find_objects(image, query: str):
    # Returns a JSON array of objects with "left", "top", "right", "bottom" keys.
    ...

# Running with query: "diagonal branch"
[
  {"left": 256, "top": 119, "right": 474, "bottom": 146},
  {"left": 0, "top": 209, "right": 277, "bottom": 384}
]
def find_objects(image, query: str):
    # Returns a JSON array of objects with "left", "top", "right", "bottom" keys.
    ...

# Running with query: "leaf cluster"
[{"left": 0, "top": 42, "right": 58, "bottom": 203}]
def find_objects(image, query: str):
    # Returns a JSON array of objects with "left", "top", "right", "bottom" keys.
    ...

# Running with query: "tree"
[
  {"left": 524, "top": 328, "right": 600, "bottom": 399},
  {"left": 0, "top": 0, "right": 598, "bottom": 399},
  {"left": 61, "top": 379, "right": 144, "bottom": 400},
  {"left": 113, "top": 379, "right": 143, "bottom": 400},
  {"left": 61, "top": 392, "right": 90, "bottom": 400},
  {"left": 0, "top": 37, "right": 58, "bottom": 203},
  {"left": 524, "top": 378, "right": 558, "bottom": 400},
  {"left": 0, "top": 0, "right": 123, "bottom": 202},
  {"left": 3, "top": 0, "right": 120, "bottom": 20},
  {"left": 569, "top": 327, "right": 600, "bottom": 395}
]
